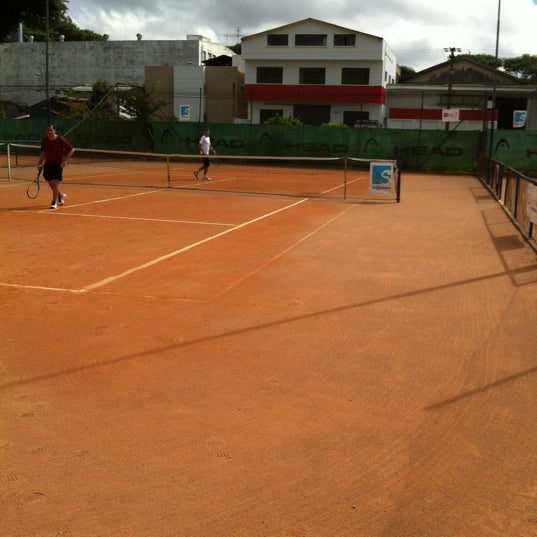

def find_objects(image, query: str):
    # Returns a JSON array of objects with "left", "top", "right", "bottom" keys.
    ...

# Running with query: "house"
[
  {"left": 386, "top": 56, "right": 536, "bottom": 130},
  {"left": 240, "top": 18, "right": 397, "bottom": 126}
]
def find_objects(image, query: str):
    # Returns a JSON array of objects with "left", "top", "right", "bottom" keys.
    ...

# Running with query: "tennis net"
[{"left": 5, "top": 143, "right": 400, "bottom": 202}]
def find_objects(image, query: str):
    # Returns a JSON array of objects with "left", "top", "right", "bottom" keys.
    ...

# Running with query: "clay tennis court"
[{"left": 1, "top": 172, "right": 536, "bottom": 536}]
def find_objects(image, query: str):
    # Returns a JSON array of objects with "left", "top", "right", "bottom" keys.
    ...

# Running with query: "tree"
[
  {"left": 2, "top": 0, "right": 104, "bottom": 42},
  {"left": 460, "top": 53, "right": 537, "bottom": 84},
  {"left": 87, "top": 80, "right": 117, "bottom": 120},
  {"left": 398, "top": 65, "right": 416, "bottom": 82},
  {"left": 458, "top": 53, "right": 502, "bottom": 70},
  {"left": 503, "top": 54, "right": 537, "bottom": 83},
  {"left": 119, "top": 85, "right": 169, "bottom": 121}
]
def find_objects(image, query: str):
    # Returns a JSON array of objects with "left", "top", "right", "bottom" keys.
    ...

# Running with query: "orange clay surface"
[{"left": 1, "top": 173, "right": 536, "bottom": 537}]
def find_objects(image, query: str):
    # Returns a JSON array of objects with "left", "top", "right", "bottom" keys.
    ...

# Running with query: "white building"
[{"left": 240, "top": 18, "right": 397, "bottom": 126}]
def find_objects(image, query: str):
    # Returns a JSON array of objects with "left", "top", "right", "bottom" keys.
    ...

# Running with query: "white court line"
[
  {"left": 0, "top": 282, "right": 81, "bottom": 293},
  {"left": 81, "top": 197, "right": 309, "bottom": 292},
  {"left": 215, "top": 207, "right": 353, "bottom": 298},
  {"left": 48, "top": 212, "right": 237, "bottom": 227},
  {"left": 10, "top": 189, "right": 162, "bottom": 214},
  {"left": 55, "top": 189, "right": 161, "bottom": 209}
]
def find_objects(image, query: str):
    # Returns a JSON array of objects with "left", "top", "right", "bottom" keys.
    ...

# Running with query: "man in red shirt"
[{"left": 37, "top": 124, "right": 75, "bottom": 209}]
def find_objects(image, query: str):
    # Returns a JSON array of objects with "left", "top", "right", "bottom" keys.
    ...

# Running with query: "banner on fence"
[
  {"left": 370, "top": 161, "right": 395, "bottom": 194},
  {"left": 513, "top": 110, "right": 527, "bottom": 129}
]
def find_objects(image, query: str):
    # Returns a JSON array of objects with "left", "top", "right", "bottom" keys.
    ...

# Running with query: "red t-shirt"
[{"left": 41, "top": 136, "right": 74, "bottom": 164}]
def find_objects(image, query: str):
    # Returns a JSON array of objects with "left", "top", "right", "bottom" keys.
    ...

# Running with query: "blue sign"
[
  {"left": 370, "top": 162, "right": 394, "bottom": 193},
  {"left": 179, "top": 104, "right": 191, "bottom": 121},
  {"left": 513, "top": 110, "right": 526, "bottom": 128}
]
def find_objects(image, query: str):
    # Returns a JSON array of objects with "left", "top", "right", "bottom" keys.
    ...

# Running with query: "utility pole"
[
  {"left": 45, "top": 0, "right": 50, "bottom": 122},
  {"left": 488, "top": 0, "right": 501, "bottom": 158},
  {"left": 443, "top": 47, "right": 461, "bottom": 131}
]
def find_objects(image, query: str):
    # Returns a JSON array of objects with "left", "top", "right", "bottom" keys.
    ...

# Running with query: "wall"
[
  {"left": 0, "top": 38, "right": 235, "bottom": 108},
  {"left": 145, "top": 66, "right": 174, "bottom": 120},
  {"left": 205, "top": 67, "right": 247, "bottom": 123}
]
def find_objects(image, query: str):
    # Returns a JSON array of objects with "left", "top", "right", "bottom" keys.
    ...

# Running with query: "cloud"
[{"left": 67, "top": 0, "right": 537, "bottom": 70}]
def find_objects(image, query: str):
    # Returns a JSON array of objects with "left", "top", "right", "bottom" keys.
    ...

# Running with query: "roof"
[
  {"left": 241, "top": 17, "right": 382, "bottom": 42},
  {"left": 403, "top": 57, "right": 524, "bottom": 86},
  {"left": 203, "top": 54, "right": 233, "bottom": 66}
]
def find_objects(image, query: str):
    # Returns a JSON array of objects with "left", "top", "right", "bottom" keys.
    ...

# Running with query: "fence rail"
[{"left": 477, "top": 157, "right": 537, "bottom": 253}]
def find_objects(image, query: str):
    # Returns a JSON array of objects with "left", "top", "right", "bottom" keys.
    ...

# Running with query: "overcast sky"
[{"left": 66, "top": 0, "right": 537, "bottom": 71}]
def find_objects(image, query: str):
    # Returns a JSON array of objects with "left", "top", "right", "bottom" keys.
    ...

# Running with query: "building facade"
[
  {"left": 241, "top": 18, "right": 397, "bottom": 126},
  {"left": 0, "top": 35, "right": 235, "bottom": 109},
  {"left": 387, "top": 57, "right": 536, "bottom": 130},
  {"left": 145, "top": 62, "right": 246, "bottom": 123}
]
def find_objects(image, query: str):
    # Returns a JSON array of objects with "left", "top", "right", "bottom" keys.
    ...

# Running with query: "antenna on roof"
[{"left": 223, "top": 28, "right": 242, "bottom": 46}]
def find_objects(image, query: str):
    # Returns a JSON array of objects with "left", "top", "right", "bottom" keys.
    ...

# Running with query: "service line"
[{"left": 81, "top": 197, "right": 309, "bottom": 292}]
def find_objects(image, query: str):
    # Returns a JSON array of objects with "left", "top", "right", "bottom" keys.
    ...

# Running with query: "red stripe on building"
[
  {"left": 389, "top": 108, "right": 498, "bottom": 121},
  {"left": 244, "top": 85, "right": 387, "bottom": 104}
]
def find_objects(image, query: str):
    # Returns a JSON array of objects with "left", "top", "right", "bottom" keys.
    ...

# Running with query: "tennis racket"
[{"left": 26, "top": 168, "right": 42, "bottom": 199}]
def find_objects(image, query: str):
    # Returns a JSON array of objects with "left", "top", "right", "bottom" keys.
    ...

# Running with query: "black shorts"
[
  {"left": 202, "top": 157, "right": 211, "bottom": 167},
  {"left": 43, "top": 163, "right": 63, "bottom": 182}
]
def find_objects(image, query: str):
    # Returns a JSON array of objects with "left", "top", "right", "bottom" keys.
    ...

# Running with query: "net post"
[
  {"left": 166, "top": 155, "right": 170, "bottom": 186},
  {"left": 343, "top": 157, "right": 347, "bottom": 201},
  {"left": 396, "top": 161, "right": 402, "bottom": 203},
  {"left": 7, "top": 143, "right": 12, "bottom": 181}
]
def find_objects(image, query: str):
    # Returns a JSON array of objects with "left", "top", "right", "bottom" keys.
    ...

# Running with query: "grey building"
[{"left": 0, "top": 34, "right": 235, "bottom": 109}]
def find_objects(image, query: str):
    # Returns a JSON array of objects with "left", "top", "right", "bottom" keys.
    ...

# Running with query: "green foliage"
[
  {"left": 119, "top": 85, "right": 169, "bottom": 121},
  {"left": 87, "top": 80, "right": 117, "bottom": 120},
  {"left": 264, "top": 114, "right": 304, "bottom": 127},
  {"left": 459, "top": 53, "right": 502, "bottom": 70},
  {"left": 2, "top": 0, "right": 104, "bottom": 42},
  {"left": 398, "top": 65, "right": 416, "bottom": 82},
  {"left": 320, "top": 123, "right": 350, "bottom": 129},
  {"left": 460, "top": 53, "right": 537, "bottom": 83},
  {"left": 503, "top": 54, "right": 537, "bottom": 83},
  {"left": 56, "top": 81, "right": 169, "bottom": 121}
]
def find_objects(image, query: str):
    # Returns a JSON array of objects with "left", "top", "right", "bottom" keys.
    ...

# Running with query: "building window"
[
  {"left": 299, "top": 68, "right": 326, "bottom": 84},
  {"left": 295, "top": 34, "right": 327, "bottom": 46},
  {"left": 341, "top": 68, "right": 370, "bottom": 85},
  {"left": 256, "top": 67, "right": 283, "bottom": 84},
  {"left": 344, "top": 111, "right": 375, "bottom": 127},
  {"left": 260, "top": 109, "right": 283, "bottom": 122},
  {"left": 267, "top": 34, "right": 288, "bottom": 46},
  {"left": 334, "top": 34, "right": 356, "bottom": 46}
]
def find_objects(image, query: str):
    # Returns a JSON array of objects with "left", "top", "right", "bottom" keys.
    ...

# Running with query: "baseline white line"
[
  {"left": 81, "top": 197, "right": 309, "bottom": 292},
  {"left": 57, "top": 189, "right": 161, "bottom": 209},
  {"left": 47, "top": 212, "right": 237, "bottom": 227},
  {"left": 0, "top": 282, "right": 81, "bottom": 293}
]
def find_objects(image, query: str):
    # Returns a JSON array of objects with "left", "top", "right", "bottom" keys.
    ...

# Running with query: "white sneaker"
[
  {"left": 58, "top": 193, "right": 66, "bottom": 205},
  {"left": 203, "top": 176, "right": 212, "bottom": 181},
  {"left": 50, "top": 202, "right": 57, "bottom": 210},
  {"left": 194, "top": 170, "right": 199, "bottom": 179}
]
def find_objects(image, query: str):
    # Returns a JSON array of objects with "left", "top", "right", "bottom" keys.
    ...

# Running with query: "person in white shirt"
[{"left": 194, "top": 128, "right": 217, "bottom": 181}]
